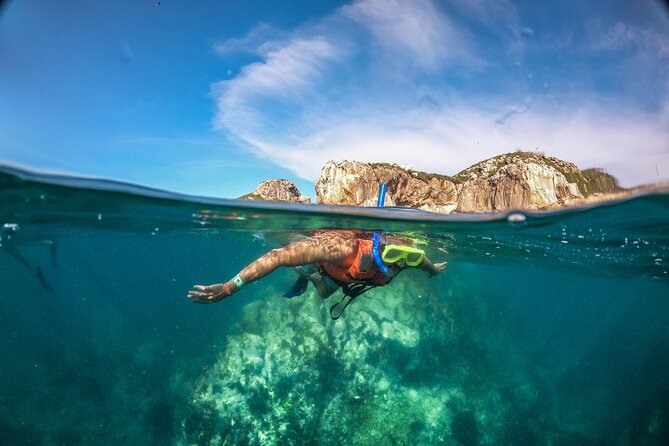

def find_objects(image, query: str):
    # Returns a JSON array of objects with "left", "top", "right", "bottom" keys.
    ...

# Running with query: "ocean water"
[{"left": 1, "top": 165, "right": 668, "bottom": 446}]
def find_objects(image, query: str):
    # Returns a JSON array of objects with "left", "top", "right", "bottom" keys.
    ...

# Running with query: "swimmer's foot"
[
  {"left": 283, "top": 276, "right": 309, "bottom": 299},
  {"left": 283, "top": 264, "right": 319, "bottom": 298}
]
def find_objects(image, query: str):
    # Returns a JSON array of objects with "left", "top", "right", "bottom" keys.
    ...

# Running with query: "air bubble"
[
  {"left": 507, "top": 212, "right": 526, "bottom": 223},
  {"left": 2, "top": 223, "right": 19, "bottom": 234}
]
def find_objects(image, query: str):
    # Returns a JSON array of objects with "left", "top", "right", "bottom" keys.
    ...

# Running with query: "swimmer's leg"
[
  {"left": 283, "top": 264, "right": 339, "bottom": 299},
  {"left": 283, "top": 265, "right": 317, "bottom": 298},
  {"left": 312, "top": 274, "right": 339, "bottom": 299}
]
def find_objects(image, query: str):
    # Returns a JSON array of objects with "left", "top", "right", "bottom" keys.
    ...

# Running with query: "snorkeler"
[{"left": 187, "top": 230, "right": 447, "bottom": 318}]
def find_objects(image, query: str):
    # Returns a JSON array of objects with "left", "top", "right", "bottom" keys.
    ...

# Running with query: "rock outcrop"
[
  {"left": 240, "top": 179, "right": 311, "bottom": 204},
  {"left": 315, "top": 153, "right": 622, "bottom": 213},
  {"left": 454, "top": 153, "right": 582, "bottom": 212},
  {"left": 315, "top": 161, "right": 459, "bottom": 213},
  {"left": 241, "top": 153, "right": 623, "bottom": 212},
  {"left": 182, "top": 279, "right": 545, "bottom": 445}
]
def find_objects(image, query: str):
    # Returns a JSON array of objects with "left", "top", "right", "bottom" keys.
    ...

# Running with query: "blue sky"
[{"left": 1, "top": 0, "right": 668, "bottom": 199}]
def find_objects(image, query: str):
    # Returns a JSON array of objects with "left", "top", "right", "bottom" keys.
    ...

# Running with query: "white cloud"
[
  {"left": 341, "top": 0, "right": 478, "bottom": 70},
  {"left": 238, "top": 99, "right": 669, "bottom": 187},
  {"left": 486, "top": 101, "right": 669, "bottom": 186},
  {"left": 212, "top": 36, "right": 347, "bottom": 143},
  {"left": 213, "top": 23, "right": 287, "bottom": 56},
  {"left": 587, "top": 20, "right": 669, "bottom": 57},
  {"left": 210, "top": 0, "right": 669, "bottom": 187},
  {"left": 447, "top": 0, "right": 521, "bottom": 38}
]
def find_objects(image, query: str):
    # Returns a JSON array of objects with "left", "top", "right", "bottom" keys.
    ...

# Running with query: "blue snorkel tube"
[
  {"left": 376, "top": 183, "right": 387, "bottom": 207},
  {"left": 372, "top": 183, "right": 392, "bottom": 276}
]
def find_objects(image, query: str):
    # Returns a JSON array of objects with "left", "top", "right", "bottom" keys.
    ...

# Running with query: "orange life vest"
[{"left": 318, "top": 235, "right": 392, "bottom": 286}]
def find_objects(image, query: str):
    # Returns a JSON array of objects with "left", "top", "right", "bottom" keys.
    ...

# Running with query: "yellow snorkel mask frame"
[{"left": 380, "top": 244, "right": 425, "bottom": 266}]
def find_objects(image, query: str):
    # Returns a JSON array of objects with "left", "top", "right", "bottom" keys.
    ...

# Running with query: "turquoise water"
[{"left": 1, "top": 165, "right": 668, "bottom": 445}]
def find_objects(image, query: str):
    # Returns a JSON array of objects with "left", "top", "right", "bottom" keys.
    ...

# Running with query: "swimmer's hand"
[
  {"left": 433, "top": 262, "right": 448, "bottom": 273},
  {"left": 429, "top": 261, "right": 448, "bottom": 276},
  {"left": 187, "top": 283, "right": 232, "bottom": 304}
]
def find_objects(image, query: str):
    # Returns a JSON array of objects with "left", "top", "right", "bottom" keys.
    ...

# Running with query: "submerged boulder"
[{"left": 181, "top": 277, "right": 545, "bottom": 445}]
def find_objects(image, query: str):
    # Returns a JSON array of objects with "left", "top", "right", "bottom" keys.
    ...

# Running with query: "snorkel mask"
[
  {"left": 371, "top": 183, "right": 426, "bottom": 271},
  {"left": 380, "top": 244, "right": 425, "bottom": 266}
]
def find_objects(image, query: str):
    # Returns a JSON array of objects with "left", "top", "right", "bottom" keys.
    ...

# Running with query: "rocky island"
[
  {"left": 242, "top": 152, "right": 626, "bottom": 213},
  {"left": 239, "top": 178, "right": 312, "bottom": 204}
]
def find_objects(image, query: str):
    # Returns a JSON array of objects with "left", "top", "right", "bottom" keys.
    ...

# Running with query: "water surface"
[{"left": 1, "top": 166, "right": 668, "bottom": 445}]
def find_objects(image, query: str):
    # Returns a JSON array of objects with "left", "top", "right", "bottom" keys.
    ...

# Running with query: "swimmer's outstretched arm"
[
  {"left": 419, "top": 256, "right": 447, "bottom": 276},
  {"left": 188, "top": 231, "right": 358, "bottom": 304}
]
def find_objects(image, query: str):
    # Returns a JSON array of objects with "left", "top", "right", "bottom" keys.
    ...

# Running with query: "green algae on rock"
[{"left": 181, "top": 276, "right": 549, "bottom": 445}]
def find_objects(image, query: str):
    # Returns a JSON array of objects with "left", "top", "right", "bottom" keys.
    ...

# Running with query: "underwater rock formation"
[
  {"left": 240, "top": 179, "right": 311, "bottom": 203},
  {"left": 315, "top": 153, "right": 622, "bottom": 213},
  {"left": 181, "top": 279, "right": 548, "bottom": 445}
]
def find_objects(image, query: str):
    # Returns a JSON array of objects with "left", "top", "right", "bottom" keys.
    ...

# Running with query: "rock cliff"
[
  {"left": 315, "top": 161, "right": 459, "bottom": 213},
  {"left": 239, "top": 179, "right": 311, "bottom": 204},
  {"left": 315, "top": 153, "right": 622, "bottom": 213}
]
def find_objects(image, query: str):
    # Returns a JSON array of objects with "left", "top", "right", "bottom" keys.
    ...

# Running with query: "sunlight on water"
[{"left": 1, "top": 166, "right": 668, "bottom": 445}]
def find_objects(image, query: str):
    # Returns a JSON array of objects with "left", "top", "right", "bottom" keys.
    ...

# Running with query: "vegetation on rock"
[{"left": 182, "top": 278, "right": 558, "bottom": 445}]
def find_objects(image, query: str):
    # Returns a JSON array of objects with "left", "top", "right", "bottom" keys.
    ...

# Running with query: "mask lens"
[
  {"left": 382, "top": 247, "right": 404, "bottom": 262},
  {"left": 405, "top": 251, "right": 424, "bottom": 266}
]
